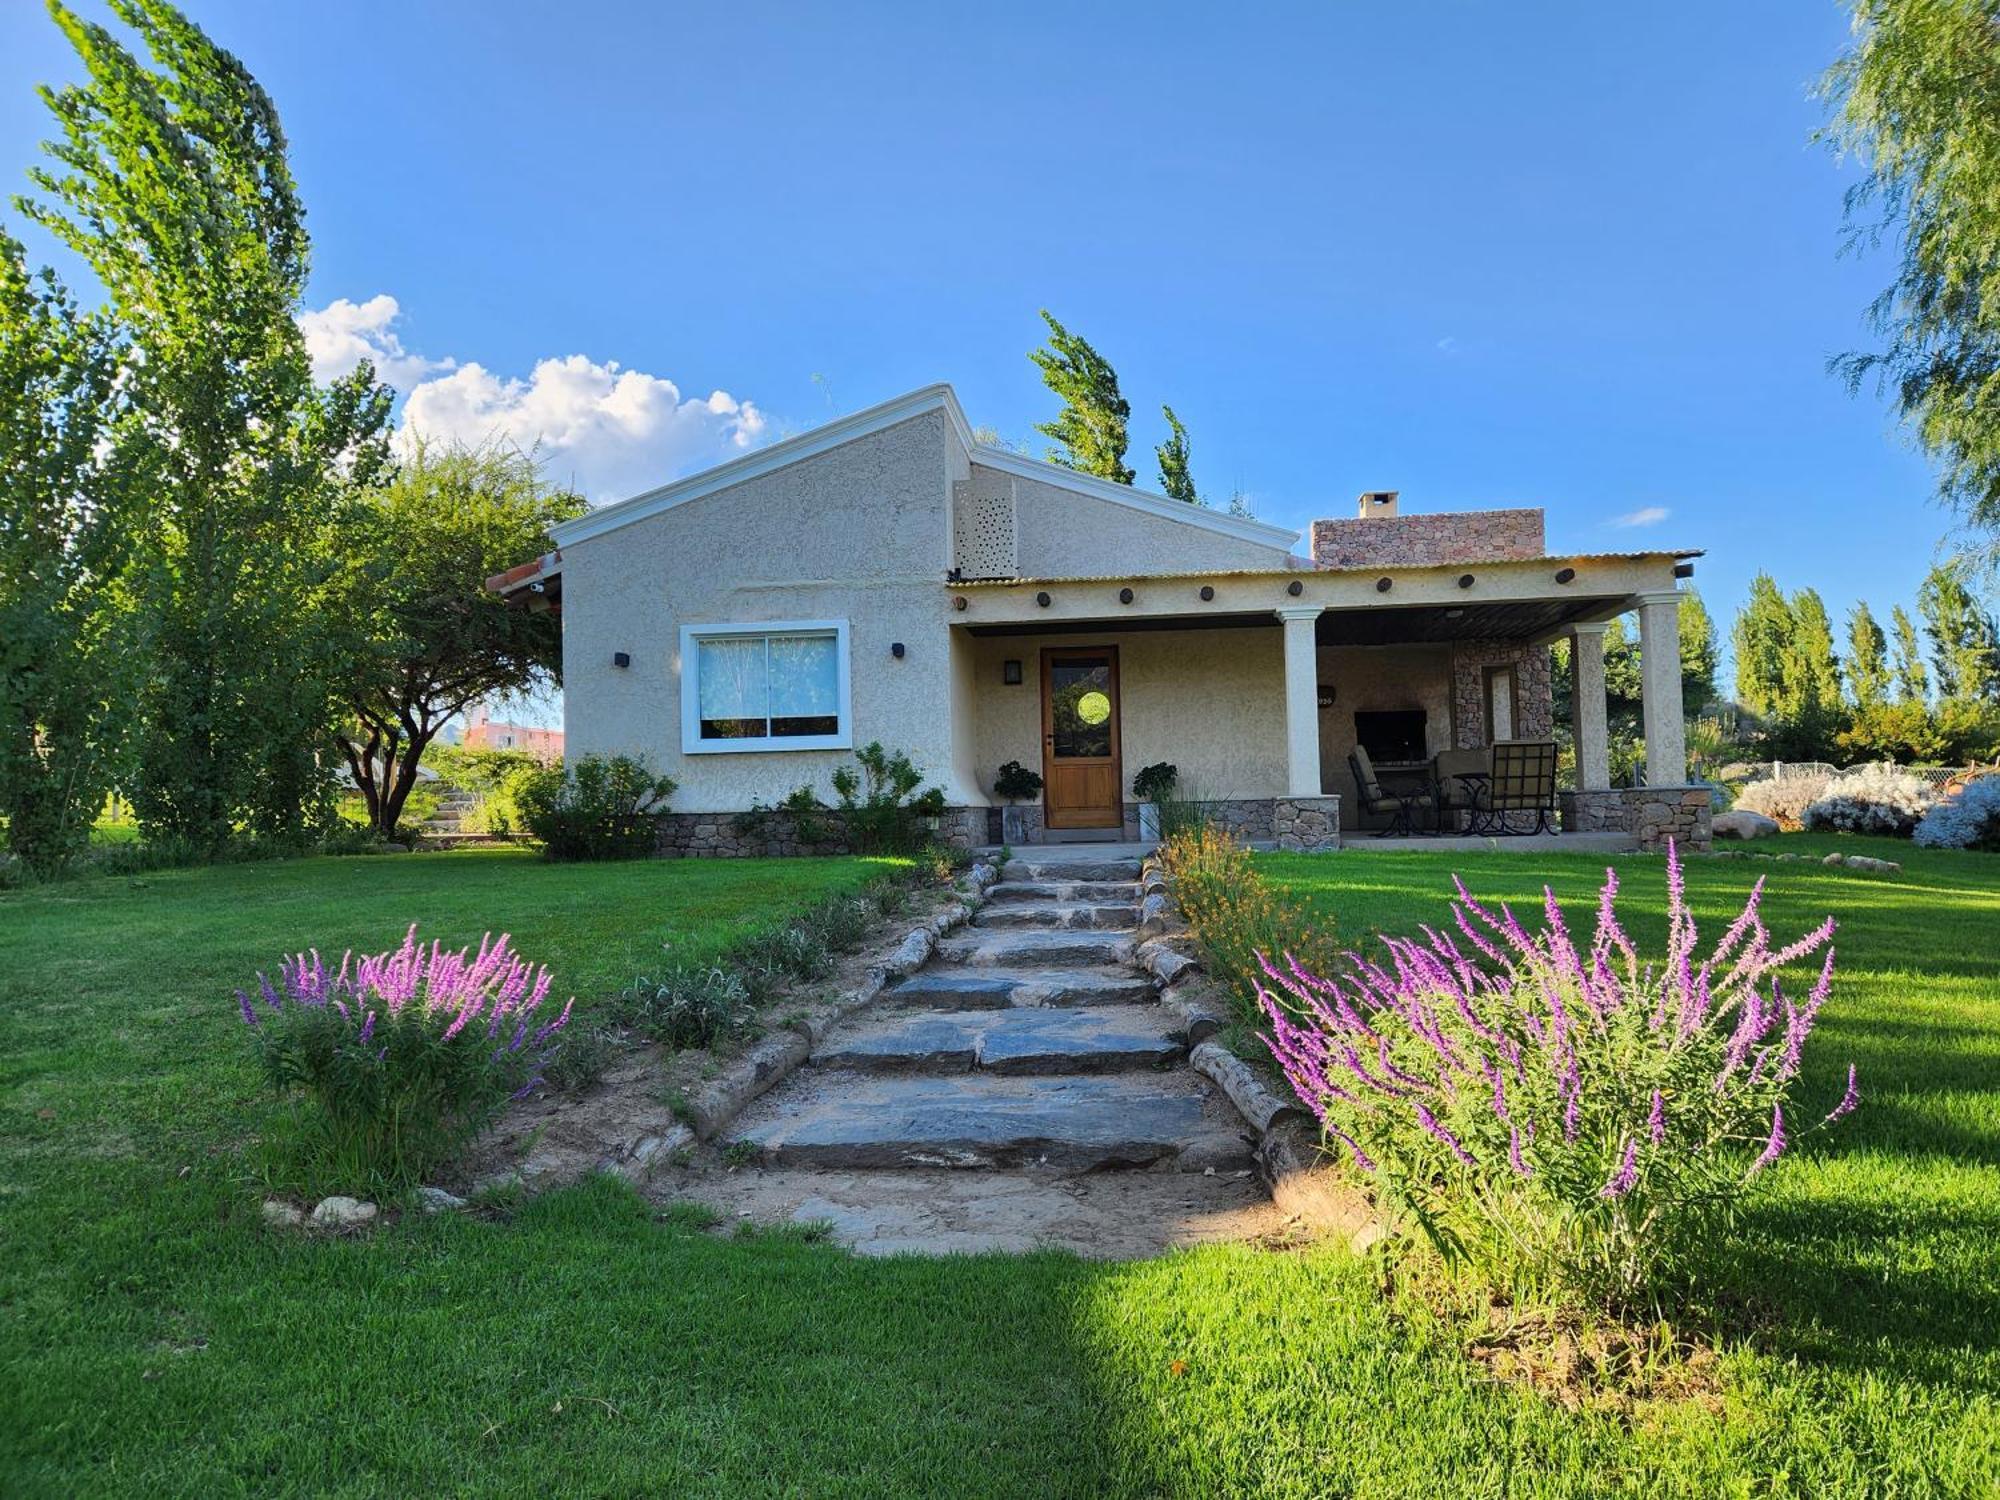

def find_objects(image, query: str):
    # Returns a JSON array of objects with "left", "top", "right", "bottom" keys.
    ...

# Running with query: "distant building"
[{"left": 463, "top": 705, "right": 564, "bottom": 763}]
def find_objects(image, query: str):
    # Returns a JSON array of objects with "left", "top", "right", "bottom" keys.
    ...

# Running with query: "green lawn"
[{"left": 2, "top": 838, "right": 1996, "bottom": 1496}]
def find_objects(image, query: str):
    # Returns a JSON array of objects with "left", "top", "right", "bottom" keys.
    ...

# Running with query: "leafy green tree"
[
  {"left": 1156, "top": 405, "right": 1197, "bottom": 502},
  {"left": 1891, "top": 603, "right": 1930, "bottom": 702},
  {"left": 1846, "top": 600, "right": 1893, "bottom": 712},
  {"left": 19, "top": 0, "right": 391, "bottom": 850},
  {"left": 1732, "top": 573, "right": 1794, "bottom": 718},
  {"left": 1823, "top": 2, "right": 2000, "bottom": 571},
  {"left": 1678, "top": 589, "right": 1721, "bottom": 717},
  {"left": 0, "top": 232, "right": 141, "bottom": 874},
  {"left": 332, "top": 443, "right": 585, "bottom": 838},
  {"left": 1918, "top": 559, "right": 2000, "bottom": 701},
  {"left": 1029, "top": 311, "right": 1133, "bottom": 483}
]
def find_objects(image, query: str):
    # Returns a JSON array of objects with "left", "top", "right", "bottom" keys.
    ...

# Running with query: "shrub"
[
  {"left": 832, "top": 742, "right": 942, "bottom": 854},
  {"left": 621, "top": 964, "right": 754, "bottom": 1050},
  {"left": 238, "top": 927, "right": 573, "bottom": 1189},
  {"left": 1160, "top": 826, "right": 1341, "bottom": 1026},
  {"left": 1260, "top": 847, "right": 1853, "bottom": 1306},
  {"left": 1913, "top": 773, "right": 2000, "bottom": 850},
  {"left": 1132, "top": 762, "right": 1178, "bottom": 803},
  {"left": 799, "top": 893, "right": 872, "bottom": 954},
  {"left": 735, "top": 924, "right": 835, "bottom": 993},
  {"left": 1734, "top": 773, "right": 1832, "bottom": 830},
  {"left": 993, "top": 760, "right": 1043, "bottom": 803},
  {"left": 541, "top": 1023, "right": 617, "bottom": 1092},
  {"left": 517, "top": 754, "right": 676, "bottom": 860},
  {"left": 1801, "top": 763, "right": 1937, "bottom": 837}
]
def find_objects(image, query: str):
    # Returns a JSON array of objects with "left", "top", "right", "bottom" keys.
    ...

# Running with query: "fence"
[{"left": 1742, "top": 760, "right": 1993, "bottom": 791}]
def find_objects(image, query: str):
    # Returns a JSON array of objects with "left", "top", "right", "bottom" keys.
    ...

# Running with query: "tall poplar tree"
[
  {"left": 1030, "top": 311, "right": 1134, "bottom": 484},
  {"left": 1918, "top": 560, "right": 2000, "bottom": 701},
  {"left": 1846, "top": 600, "right": 1893, "bottom": 712},
  {"left": 1786, "top": 588, "right": 1846, "bottom": 718},
  {"left": 20, "top": 0, "right": 391, "bottom": 847},
  {"left": 1733, "top": 574, "right": 1794, "bottom": 717},
  {"left": 1891, "top": 603, "right": 1930, "bottom": 702},
  {"left": 1156, "top": 405, "right": 1197, "bottom": 502}
]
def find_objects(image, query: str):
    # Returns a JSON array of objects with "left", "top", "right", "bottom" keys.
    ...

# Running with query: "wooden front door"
[{"left": 1041, "top": 646, "right": 1123, "bottom": 829}]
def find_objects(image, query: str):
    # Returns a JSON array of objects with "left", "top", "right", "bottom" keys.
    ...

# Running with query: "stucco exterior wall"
[
  {"left": 966, "top": 625, "right": 1289, "bottom": 806},
  {"left": 1313, "top": 644, "right": 1457, "bottom": 828},
  {"left": 997, "top": 466, "right": 1298, "bottom": 579},
  {"left": 560, "top": 411, "right": 978, "bottom": 812}
]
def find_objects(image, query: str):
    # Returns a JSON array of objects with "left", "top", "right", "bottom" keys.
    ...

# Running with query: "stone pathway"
[{"left": 671, "top": 847, "right": 1281, "bottom": 1256}]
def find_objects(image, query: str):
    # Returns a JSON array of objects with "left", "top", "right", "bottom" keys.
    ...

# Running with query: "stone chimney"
[{"left": 1310, "top": 502, "right": 1546, "bottom": 570}]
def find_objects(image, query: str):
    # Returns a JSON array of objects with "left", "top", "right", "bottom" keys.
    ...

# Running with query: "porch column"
[
  {"left": 1636, "top": 589, "right": 1686, "bottom": 787},
  {"left": 1276, "top": 605, "right": 1324, "bottom": 797},
  {"left": 1568, "top": 621, "right": 1611, "bottom": 791}
]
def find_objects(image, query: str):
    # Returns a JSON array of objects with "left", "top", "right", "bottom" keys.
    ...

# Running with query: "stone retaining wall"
[
  {"left": 1560, "top": 787, "right": 1713, "bottom": 851},
  {"left": 653, "top": 806, "right": 986, "bottom": 858},
  {"left": 1274, "top": 796, "right": 1342, "bottom": 852}
]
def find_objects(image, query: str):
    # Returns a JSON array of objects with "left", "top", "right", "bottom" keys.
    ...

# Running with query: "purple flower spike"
[
  {"left": 1648, "top": 1090, "right": 1666, "bottom": 1145},
  {"left": 1822, "top": 1064, "right": 1860, "bottom": 1125},
  {"left": 1751, "top": 1104, "right": 1787, "bottom": 1174},
  {"left": 1600, "top": 1137, "right": 1638, "bottom": 1198}
]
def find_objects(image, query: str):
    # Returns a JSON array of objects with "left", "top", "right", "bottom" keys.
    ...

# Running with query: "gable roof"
[{"left": 546, "top": 382, "right": 1302, "bottom": 552}]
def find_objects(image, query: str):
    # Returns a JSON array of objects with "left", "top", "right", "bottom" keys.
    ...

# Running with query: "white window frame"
[{"left": 679, "top": 618, "right": 853, "bottom": 754}]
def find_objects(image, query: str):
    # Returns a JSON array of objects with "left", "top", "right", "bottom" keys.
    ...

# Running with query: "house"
[
  {"left": 461, "top": 705, "right": 564, "bottom": 764},
  {"left": 490, "top": 383, "right": 1707, "bottom": 853}
]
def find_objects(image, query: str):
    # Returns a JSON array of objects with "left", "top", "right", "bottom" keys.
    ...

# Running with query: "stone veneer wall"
[
  {"left": 653, "top": 806, "right": 986, "bottom": 858},
  {"left": 1449, "top": 639, "right": 1555, "bottom": 749},
  {"left": 1560, "top": 788, "right": 1713, "bottom": 852},
  {"left": 1310, "top": 508, "right": 1545, "bottom": 569},
  {"left": 1274, "top": 796, "right": 1342, "bottom": 852}
]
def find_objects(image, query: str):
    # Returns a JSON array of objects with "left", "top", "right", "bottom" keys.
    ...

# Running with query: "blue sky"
[{"left": 0, "top": 1, "right": 1965, "bottom": 665}]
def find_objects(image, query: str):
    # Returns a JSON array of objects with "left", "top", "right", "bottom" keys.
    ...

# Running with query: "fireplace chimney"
[{"left": 1357, "top": 489, "right": 1399, "bottom": 519}]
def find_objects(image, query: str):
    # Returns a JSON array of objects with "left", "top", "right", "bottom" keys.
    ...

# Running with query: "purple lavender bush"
[
  {"left": 238, "top": 926, "right": 573, "bottom": 1188},
  {"left": 1260, "top": 843, "right": 1857, "bottom": 1305}
]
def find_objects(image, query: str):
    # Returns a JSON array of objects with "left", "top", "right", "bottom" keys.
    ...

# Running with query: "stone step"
[
  {"left": 817, "top": 1005, "right": 1184, "bottom": 1075},
  {"left": 971, "top": 902, "right": 1137, "bottom": 931},
  {"left": 1004, "top": 858, "right": 1143, "bottom": 883},
  {"left": 984, "top": 880, "right": 1141, "bottom": 904},
  {"left": 726, "top": 1073, "right": 1251, "bottom": 1172},
  {"left": 934, "top": 928, "right": 1138, "bottom": 969},
  {"left": 881, "top": 967, "right": 1159, "bottom": 1010}
]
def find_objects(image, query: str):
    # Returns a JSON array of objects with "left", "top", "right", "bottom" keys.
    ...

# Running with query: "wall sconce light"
[
  {"left": 890, "top": 642, "right": 906, "bottom": 659},
  {"left": 612, "top": 651, "right": 631, "bottom": 669},
  {"left": 1002, "top": 659, "right": 1023, "bottom": 685}
]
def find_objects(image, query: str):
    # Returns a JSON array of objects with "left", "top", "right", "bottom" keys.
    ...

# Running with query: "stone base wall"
[
  {"left": 1274, "top": 796, "right": 1342, "bottom": 852},
  {"left": 653, "top": 806, "right": 985, "bottom": 858},
  {"left": 1560, "top": 787, "right": 1713, "bottom": 851}
]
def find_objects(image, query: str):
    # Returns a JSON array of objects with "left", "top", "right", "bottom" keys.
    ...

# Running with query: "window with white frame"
[{"left": 680, "top": 620, "right": 851, "bottom": 753}]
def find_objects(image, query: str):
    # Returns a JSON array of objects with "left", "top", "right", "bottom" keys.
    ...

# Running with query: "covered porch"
[{"left": 948, "top": 547, "right": 1706, "bottom": 852}]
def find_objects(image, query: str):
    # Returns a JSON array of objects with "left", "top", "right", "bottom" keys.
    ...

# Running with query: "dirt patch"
[
  {"left": 1464, "top": 1304, "right": 1729, "bottom": 1417},
  {"left": 660, "top": 1163, "right": 1296, "bottom": 1258}
]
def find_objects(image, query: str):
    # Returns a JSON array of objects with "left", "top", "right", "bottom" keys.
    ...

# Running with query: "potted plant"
[
  {"left": 993, "top": 760, "right": 1043, "bottom": 844},
  {"left": 1132, "top": 762, "right": 1178, "bottom": 841}
]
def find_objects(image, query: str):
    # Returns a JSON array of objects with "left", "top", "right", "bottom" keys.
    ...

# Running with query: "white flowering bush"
[
  {"left": 1801, "top": 765, "right": 1937, "bottom": 838},
  {"left": 1913, "top": 774, "right": 2000, "bottom": 851},
  {"left": 1735, "top": 773, "right": 1831, "bottom": 830}
]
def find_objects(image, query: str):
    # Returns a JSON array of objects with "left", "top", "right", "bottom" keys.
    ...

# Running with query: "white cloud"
[
  {"left": 298, "top": 294, "right": 454, "bottom": 391},
  {"left": 1609, "top": 505, "right": 1671, "bottom": 529},
  {"left": 298, "top": 295, "right": 768, "bottom": 501}
]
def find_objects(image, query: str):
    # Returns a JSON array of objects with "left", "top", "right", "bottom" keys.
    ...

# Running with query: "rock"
[
  {"left": 415, "top": 1186, "right": 467, "bottom": 1213},
  {"left": 1823, "top": 852, "right": 1846, "bottom": 866},
  {"left": 261, "top": 1198, "right": 304, "bottom": 1229},
  {"left": 1713, "top": 810, "right": 1779, "bottom": 840},
  {"left": 1843, "top": 855, "right": 1902, "bottom": 873},
  {"left": 883, "top": 929, "right": 934, "bottom": 976},
  {"left": 309, "top": 1195, "right": 378, "bottom": 1231},
  {"left": 687, "top": 1030, "right": 811, "bottom": 1139},
  {"left": 379, "top": 842, "right": 410, "bottom": 854}
]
